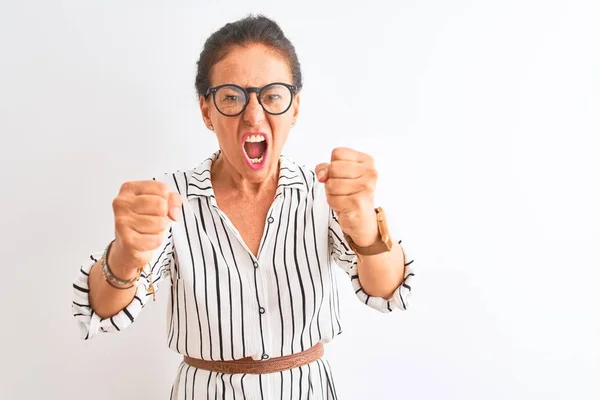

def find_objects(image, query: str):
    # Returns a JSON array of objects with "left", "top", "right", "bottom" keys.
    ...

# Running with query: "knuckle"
[
  {"left": 112, "top": 196, "right": 126, "bottom": 212},
  {"left": 331, "top": 148, "right": 343, "bottom": 160},
  {"left": 120, "top": 181, "right": 135, "bottom": 193},
  {"left": 150, "top": 181, "right": 169, "bottom": 197},
  {"left": 370, "top": 167, "right": 378, "bottom": 180}
]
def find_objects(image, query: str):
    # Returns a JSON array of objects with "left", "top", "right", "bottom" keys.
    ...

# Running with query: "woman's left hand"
[{"left": 316, "top": 147, "right": 380, "bottom": 247}]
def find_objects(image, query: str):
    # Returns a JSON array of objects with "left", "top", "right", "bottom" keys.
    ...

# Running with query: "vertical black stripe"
[
  {"left": 322, "top": 360, "right": 338, "bottom": 399},
  {"left": 175, "top": 262, "right": 182, "bottom": 353},
  {"left": 299, "top": 169, "right": 318, "bottom": 346},
  {"left": 220, "top": 372, "right": 226, "bottom": 400},
  {"left": 229, "top": 374, "right": 236, "bottom": 400},
  {"left": 290, "top": 368, "right": 294, "bottom": 399},
  {"left": 203, "top": 197, "right": 224, "bottom": 360},
  {"left": 171, "top": 176, "right": 184, "bottom": 353},
  {"left": 220, "top": 220, "right": 246, "bottom": 358},
  {"left": 292, "top": 190, "right": 308, "bottom": 351},
  {"left": 197, "top": 200, "right": 215, "bottom": 360},
  {"left": 184, "top": 364, "right": 190, "bottom": 400},
  {"left": 329, "top": 215, "right": 345, "bottom": 335},
  {"left": 182, "top": 173, "right": 204, "bottom": 359},
  {"left": 298, "top": 365, "right": 304, "bottom": 399},
  {"left": 149, "top": 233, "right": 172, "bottom": 276},
  {"left": 327, "top": 250, "right": 336, "bottom": 337},
  {"left": 273, "top": 190, "right": 287, "bottom": 356},
  {"left": 329, "top": 222, "right": 343, "bottom": 336},
  {"left": 259, "top": 374, "right": 264, "bottom": 400},
  {"left": 241, "top": 374, "right": 247, "bottom": 400},
  {"left": 192, "top": 367, "right": 198, "bottom": 400},
  {"left": 282, "top": 191, "right": 297, "bottom": 354},
  {"left": 316, "top": 360, "right": 326, "bottom": 399},
  {"left": 209, "top": 206, "right": 235, "bottom": 360},
  {"left": 207, "top": 371, "right": 213, "bottom": 398},
  {"left": 182, "top": 280, "right": 189, "bottom": 355},
  {"left": 308, "top": 173, "right": 325, "bottom": 340},
  {"left": 307, "top": 363, "right": 314, "bottom": 397},
  {"left": 214, "top": 373, "right": 218, "bottom": 400}
]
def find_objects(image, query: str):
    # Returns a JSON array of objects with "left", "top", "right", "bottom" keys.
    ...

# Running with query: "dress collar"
[{"left": 186, "top": 150, "right": 308, "bottom": 200}]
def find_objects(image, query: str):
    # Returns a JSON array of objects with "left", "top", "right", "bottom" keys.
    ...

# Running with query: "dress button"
[
  {"left": 253, "top": 261, "right": 258, "bottom": 268},
  {"left": 259, "top": 307, "right": 265, "bottom": 314},
  {"left": 261, "top": 354, "right": 269, "bottom": 360},
  {"left": 267, "top": 216, "right": 274, "bottom": 223}
]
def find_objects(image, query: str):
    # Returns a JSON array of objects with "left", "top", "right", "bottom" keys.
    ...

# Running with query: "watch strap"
[{"left": 343, "top": 207, "right": 393, "bottom": 258}]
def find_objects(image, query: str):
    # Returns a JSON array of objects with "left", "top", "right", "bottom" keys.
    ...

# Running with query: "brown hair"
[{"left": 194, "top": 14, "right": 303, "bottom": 98}]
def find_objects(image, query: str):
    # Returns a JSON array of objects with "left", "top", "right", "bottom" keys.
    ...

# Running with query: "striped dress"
[{"left": 72, "top": 150, "right": 415, "bottom": 399}]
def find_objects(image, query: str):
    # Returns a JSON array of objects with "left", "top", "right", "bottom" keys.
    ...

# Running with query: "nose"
[{"left": 242, "top": 93, "right": 265, "bottom": 126}]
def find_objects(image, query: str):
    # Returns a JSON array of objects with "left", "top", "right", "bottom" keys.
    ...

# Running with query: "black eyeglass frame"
[{"left": 204, "top": 82, "right": 298, "bottom": 117}]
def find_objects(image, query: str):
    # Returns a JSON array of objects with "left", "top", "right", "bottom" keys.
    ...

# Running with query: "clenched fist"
[
  {"left": 109, "top": 180, "right": 182, "bottom": 278},
  {"left": 316, "top": 147, "right": 379, "bottom": 247}
]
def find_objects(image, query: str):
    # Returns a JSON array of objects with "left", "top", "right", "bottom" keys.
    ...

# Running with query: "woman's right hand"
[{"left": 109, "top": 181, "right": 182, "bottom": 279}]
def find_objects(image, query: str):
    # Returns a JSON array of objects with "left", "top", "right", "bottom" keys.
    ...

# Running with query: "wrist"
[
  {"left": 347, "top": 226, "right": 379, "bottom": 247},
  {"left": 343, "top": 207, "right": 394, "bottom": 260},
  {"left": 344, "top": 210, "right": 379, "bottom": 247},
  {"left": 108, "top": 241, "right": 143, "bottom": 281}
]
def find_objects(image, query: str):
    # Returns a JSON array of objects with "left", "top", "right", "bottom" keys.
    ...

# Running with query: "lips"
[{"left": 241, "top": 131, "right": 269, "bottom": 170}]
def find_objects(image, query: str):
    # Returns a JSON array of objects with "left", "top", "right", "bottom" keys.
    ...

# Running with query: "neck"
[{"left": 211, "top": 152, "right": 279, "bottom": 196}]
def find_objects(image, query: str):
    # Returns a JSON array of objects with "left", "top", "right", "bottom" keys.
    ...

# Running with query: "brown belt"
[{"left": 183, "top": 343, "right": 324, "bottom": 374}]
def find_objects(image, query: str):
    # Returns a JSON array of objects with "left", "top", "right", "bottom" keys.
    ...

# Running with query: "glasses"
[{"left": 205, "top": 82, "right": 298, "bottom": 117}]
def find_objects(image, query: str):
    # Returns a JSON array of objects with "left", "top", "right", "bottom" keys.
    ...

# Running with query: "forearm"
[
  {"left": 356, "top": 241, "right": 405, "bottom": 299},
  {"left": 88, "top": 249, "right": 138, "bottom": 319}
]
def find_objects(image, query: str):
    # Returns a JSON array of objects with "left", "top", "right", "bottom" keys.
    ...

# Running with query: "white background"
[{"left": 1, "top": 1, "right": 599, "bottom": 399}]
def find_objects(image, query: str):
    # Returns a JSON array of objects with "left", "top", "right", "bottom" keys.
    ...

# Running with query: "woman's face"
[{"left": 200, "top": 43, "right": 300, "bottom": 184}]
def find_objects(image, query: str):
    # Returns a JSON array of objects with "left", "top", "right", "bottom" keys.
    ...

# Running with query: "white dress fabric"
[{"left": 72, "top": 150, "right": 415, "bottom": 399}]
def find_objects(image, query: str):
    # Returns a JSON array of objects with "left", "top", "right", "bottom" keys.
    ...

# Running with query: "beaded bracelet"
[{"left": 100, "top": 240, "right": 142, "bottom": 290}]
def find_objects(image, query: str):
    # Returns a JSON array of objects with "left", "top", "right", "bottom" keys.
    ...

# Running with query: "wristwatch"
[{"left": 343, "top": 207, "right": 393, "bottom": 260}]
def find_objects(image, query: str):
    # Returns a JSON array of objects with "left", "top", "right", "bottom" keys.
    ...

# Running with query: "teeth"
[
  {"left": 250, "top": 155, "right": 264, "bottom": 164},
  {"left": 245, "top": 134, "right": 266, "bottom": 143}
]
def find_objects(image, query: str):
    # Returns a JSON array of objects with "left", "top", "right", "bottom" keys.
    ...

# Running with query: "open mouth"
[{"left": 242, "top": 133, "right": 268, "bottom": 168}]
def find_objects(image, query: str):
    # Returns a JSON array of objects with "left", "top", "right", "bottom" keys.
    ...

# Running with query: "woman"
[{"left": 72, "top": 15, "right": 415, "bottom": 399}]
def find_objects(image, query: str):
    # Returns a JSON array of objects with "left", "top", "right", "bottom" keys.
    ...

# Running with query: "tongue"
[{"left": 244, "top": 142, "right": 266, "bottom": 159}]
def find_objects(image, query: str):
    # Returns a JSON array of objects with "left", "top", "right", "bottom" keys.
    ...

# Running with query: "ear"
[
  {"left": 291, "top": 92, "right": 301, "bottom": 123},
  {"left": 199, "top": 96, "right": 213, "bottom": 129}
]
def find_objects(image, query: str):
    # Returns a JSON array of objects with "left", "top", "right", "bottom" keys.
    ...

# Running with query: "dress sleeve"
[
  {"left": 72, "top": 228, "right": 174, "bottom": 340},
  {"left": 328, "top": 209, "right": 415, "bottom": 313}
]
